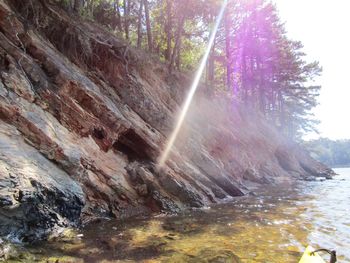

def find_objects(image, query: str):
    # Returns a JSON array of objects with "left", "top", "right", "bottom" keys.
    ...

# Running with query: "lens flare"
[{"left": 157, "top": 0, "right": 228, "bottom": 169}]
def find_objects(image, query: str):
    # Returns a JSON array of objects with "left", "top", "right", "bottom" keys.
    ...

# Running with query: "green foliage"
[
  {"left": 222, "top": 0, "right": 322, "bottom": 139},
  {"left": 61, "top": 0, "right": 322, "bottom": 139}
]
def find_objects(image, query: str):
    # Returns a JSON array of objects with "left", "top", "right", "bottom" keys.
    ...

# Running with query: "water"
[{"left": 10, "top": 168, "right": 350, "bottom": 262}]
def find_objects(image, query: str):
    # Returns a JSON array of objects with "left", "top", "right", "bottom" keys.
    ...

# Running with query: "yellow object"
[{"left": 299, "top": 246, "right": 326, "bottom": 263}]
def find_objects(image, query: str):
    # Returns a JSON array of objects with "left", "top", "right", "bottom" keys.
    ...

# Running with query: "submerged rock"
[
  {"left": 183, "top": 248, "right": 242, "bottom": 263},
  {"left": 0, "top": 0, "right": 332, "bottom": 241},
  {"left": 0, "top": 242, "right": 18, "bottom": 261}
]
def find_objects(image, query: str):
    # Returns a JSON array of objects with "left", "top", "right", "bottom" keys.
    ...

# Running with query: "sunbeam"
[{"left": 157, "top": 0, "right": 228, "bottom": 169}]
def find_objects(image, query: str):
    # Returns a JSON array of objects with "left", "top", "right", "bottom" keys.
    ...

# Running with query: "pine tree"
[{"left": 61, "top": 0, "right": 323, "bottom": 139}]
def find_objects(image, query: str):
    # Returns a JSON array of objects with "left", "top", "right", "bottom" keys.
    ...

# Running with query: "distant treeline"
[{"left": 304, "top": 138, "right": 350, "bottom": 167}]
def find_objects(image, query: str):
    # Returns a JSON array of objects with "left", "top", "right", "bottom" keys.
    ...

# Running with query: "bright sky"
[{"left": 272, "top": 0, "right": 350, "bottom": 140}]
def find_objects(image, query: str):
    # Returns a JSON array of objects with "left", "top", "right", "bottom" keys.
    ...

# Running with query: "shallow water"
[{"left": 12, "top": 168, "right": 350, "bottom": 262}]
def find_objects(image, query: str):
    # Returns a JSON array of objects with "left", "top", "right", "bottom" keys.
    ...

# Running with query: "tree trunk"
[
  {"left": 278, "top": 89, "right": 285, "bottom": 131},
  {"left": 143, "top": 0, "right": 153, "bottom": 51},
  {"left": 208, "top": 56, "right": 215, "bottom": 86},
  {"left": 124, "top": 0, "right": 130, "bottom": 40},
  {"left": 137, "top": 0, "right": 144, "bottom": 48},
  {"left": 169, "top": 15, "right": 184, "bottom": 73},
  {"left": 175, "top": 36, "right": 182, "bottom": 70},
  {"left": 114, "top": 1, "right": 123, "bottom": 31},
  {"left": 73, "top": 0, "right": 83, "bottom": 13},
  {"left": 249, "top": 56, "right": 255, "bottom": 108},
  {"left": 224, "top": 10, "right": 232, "bottom": 93},
  {"left": 242, "top": 54, "right": 248, "bottom": 105},
  {"left": 165, "top": 0, "right": 172, "bottom": 60},
  {"left": 208, "top": 46, "right": 215, "bottom": 86},
  {"left": 256, "top": 56, "right": 265, "bottom": 114}
]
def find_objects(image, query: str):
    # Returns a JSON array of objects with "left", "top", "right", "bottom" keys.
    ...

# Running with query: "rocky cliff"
[{"left": 0, "top": 0, "right": 332, "bottom": 242}]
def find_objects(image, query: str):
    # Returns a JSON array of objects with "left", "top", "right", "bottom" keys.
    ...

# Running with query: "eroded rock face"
[
  {"left": 0, "top": 0, "right": 333, "bottom": 241},
  {"left": 0, "top": 122, "right": 84, "bottom": 241}
]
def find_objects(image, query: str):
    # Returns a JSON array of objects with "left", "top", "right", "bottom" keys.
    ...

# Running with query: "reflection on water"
[{"left": 12, "top": 168, "right": 350, "bottom": 262}]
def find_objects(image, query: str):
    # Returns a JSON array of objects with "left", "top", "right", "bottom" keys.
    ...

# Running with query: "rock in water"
[{"left": 0, "top": 0, "right": 333, "bottom": 241}]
